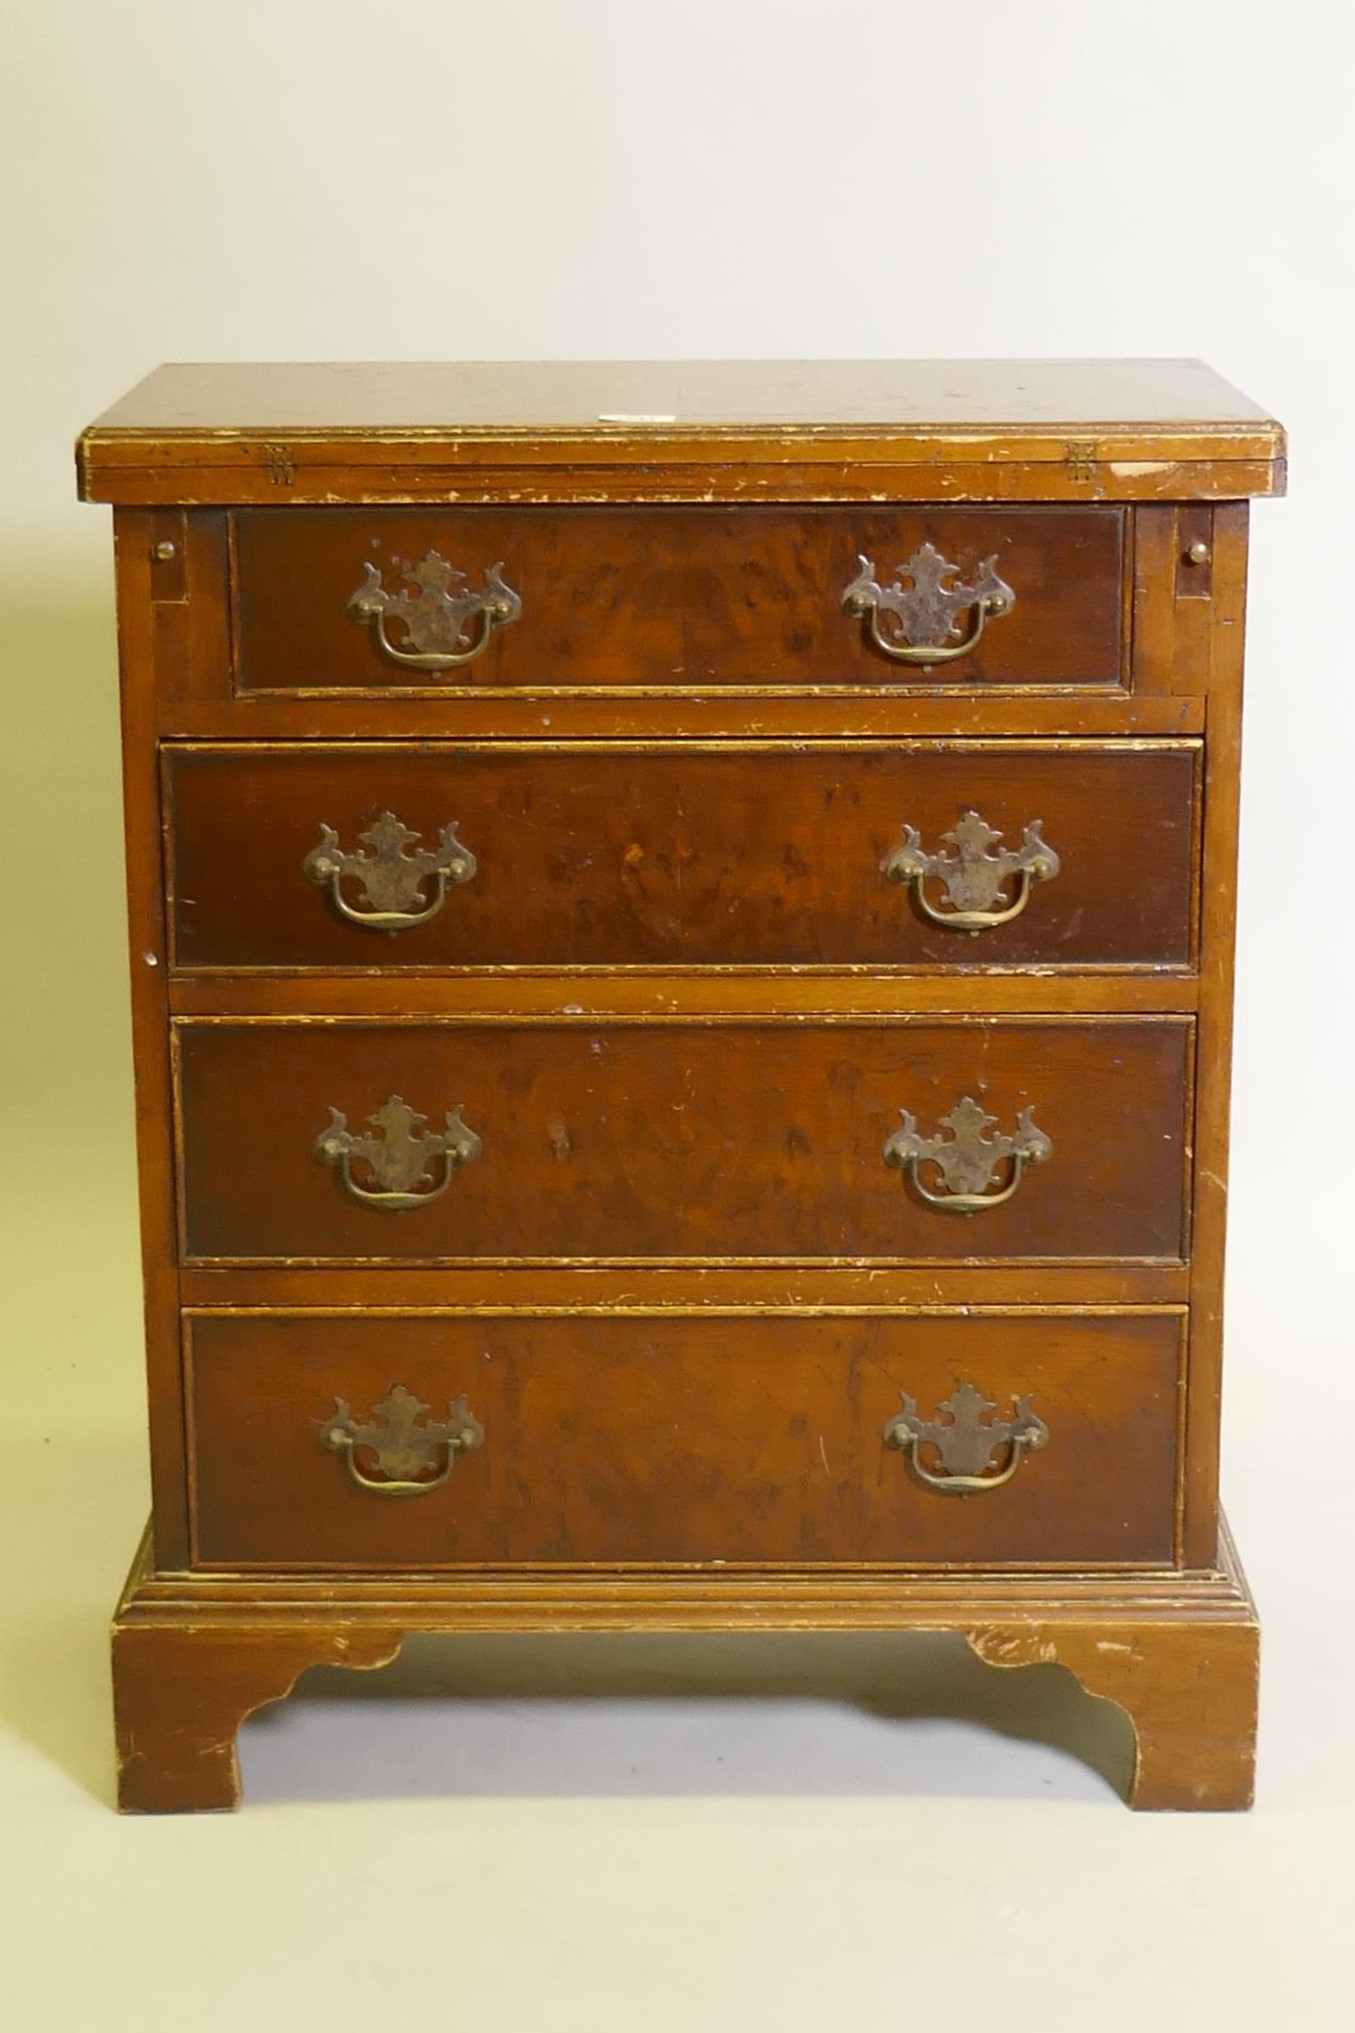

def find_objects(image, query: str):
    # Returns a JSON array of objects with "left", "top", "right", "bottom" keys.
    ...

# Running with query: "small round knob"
[
  {"left": 1185, "top": 540, "right": 1211, "bottom": 567},
  {"left": 152, "top": 539, "right": 177, "bottom": 562}
]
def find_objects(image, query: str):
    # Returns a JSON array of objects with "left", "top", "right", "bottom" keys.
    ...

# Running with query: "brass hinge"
[
  {"left": 1064, "top": 440, "right": 1097, "bottom": 483},
  {"left": 262, "top": 441, "right": 296, "bottom": 486}
]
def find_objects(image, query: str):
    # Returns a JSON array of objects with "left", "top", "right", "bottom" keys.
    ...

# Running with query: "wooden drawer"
[
  {"left": 174, "top": 1018, "right": 1191, "bottom": 1264},
  {"left": 184, "top": 1308, "right": 1183, "bottom": 1568},
  {"left": 166, "top": 739, "right": 1197, "bottom": 972},
  {"left": 230, "top": 505, "right": 1127, "bottom": 693}
]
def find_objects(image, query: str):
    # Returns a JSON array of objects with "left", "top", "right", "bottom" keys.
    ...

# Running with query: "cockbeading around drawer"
[
  {"left": 229, "top": 504, "right": 1127, "bottom": 694},
  {"left": 173, "top": 1015, "right": 1192, "bottom": 1266},
  {"left": 184, "top": 1306, "right": 1184, "bottom": 1569},
  {"left": 165, "top": 737, "right": 1199, "bottom": 973}
]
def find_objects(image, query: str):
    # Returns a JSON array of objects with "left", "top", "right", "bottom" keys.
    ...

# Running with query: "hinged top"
[{"left": 77, "top": 358, "right": 1285, "bottom": 506}]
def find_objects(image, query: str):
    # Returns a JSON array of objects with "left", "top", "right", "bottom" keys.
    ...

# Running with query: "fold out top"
[{"left": 77, "top": 358, "right": 1286, "bottom": 506}]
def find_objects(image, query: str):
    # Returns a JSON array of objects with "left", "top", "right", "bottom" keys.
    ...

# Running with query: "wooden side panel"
[
  {"left": 1179, "top": 502, "right": 1250, "bottom": 1565},
  {"left": 174, "top": 1018, "right": 1192, "bottom": 1265},
  {"left": 165, "top": 739, "right": 1199, "bottom": 973},
  {"left": 185, "top": 1308, "right": 1183, "bottom": 1569},
  {"left": 111, "top": 511, "right": 188, "bottom": 1567}
]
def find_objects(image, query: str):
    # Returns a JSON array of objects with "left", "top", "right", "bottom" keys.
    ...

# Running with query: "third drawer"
[{"left": 174, "top": 1016, "right": 1192, "bottom": 1263}]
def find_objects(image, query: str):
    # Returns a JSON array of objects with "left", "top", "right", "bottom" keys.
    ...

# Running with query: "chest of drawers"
[{"left": 79, "top": 360, "right": 1285, "bottom": 1811}]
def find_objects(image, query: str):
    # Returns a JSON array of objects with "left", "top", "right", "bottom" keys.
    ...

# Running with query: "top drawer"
[{"left": 230, "top": 505, "right": 1127, "bottom": 694}]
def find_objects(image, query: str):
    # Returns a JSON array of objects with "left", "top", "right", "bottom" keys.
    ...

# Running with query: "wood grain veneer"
[{"left": 83, "top": 359, "right": 1281, "bottom": 1811}]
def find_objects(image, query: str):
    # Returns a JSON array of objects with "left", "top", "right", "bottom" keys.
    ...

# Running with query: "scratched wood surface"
[
  {"left": 165, "top": 739, "right": 1198, "bottom": 971},
  {"left": 173, "top": 1017, "right": 1192, "bottom": 1266},
  {"left": 125, "top": 501, "right": 1224, "bottom": 722},
  {"left": 184, "top": 1309, "right": 1183, "bottom": 1569},
  {"left": 78, "top": 358, "right": 1286, "bottom": 507},
  {"left": 231, "top": 504, "right": 1126, "bottom": 690},
  {"left": 111, "top": 1522, "right": 1259, "bottom": 1811},
  {"left": 82, "top": 357, "right": 1280, "bottom": 432}
]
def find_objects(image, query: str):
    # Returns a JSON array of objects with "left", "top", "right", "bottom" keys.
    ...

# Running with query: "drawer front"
[
  {"left": 175, "top": 1019, "right": 1191, "bottom": 1264},
  {"left": 185, "top": 1308, "right": 1183, "bottom": 1568},
  {"left": 166, "top": 740, "right": 1197, "bottom": 972},
  {"left": 231, "top": 505, "right": 1126, "bottom": 692}
]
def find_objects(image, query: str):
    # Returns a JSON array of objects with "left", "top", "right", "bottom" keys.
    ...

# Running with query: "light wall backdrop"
[{"left": 1, "top": 5, "right": 1349, "bottom": 2029}]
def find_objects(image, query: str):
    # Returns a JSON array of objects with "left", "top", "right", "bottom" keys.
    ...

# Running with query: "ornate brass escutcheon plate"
[
  {"left": 320, "top": 1384, "right": 485, "bottom": 1497},
  {"left": 347, "top": 550, "right": 522, "bottom": 670},
  {"left": 314, "top": 1094, "right": 482, "bottom": 1211},
  {"left": 883, "top": 808, "right": 1060, "bottom": 931},
  {"left": 302, "top": 810, "right": 477, "bottom": 930},
  {"left": 883, "top": 1381, "right": 1048, "bottom": 1493},
  {"left": 841, "top": 542, "right": 1015, "bottom": 665},
  {"left": 883, "top": 1095, "right": 1051, "bottom": 1213}
]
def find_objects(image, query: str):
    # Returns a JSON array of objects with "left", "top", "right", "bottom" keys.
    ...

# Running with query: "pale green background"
[{"left": 1, "top": 3, "right": 1349, "bottom": 2025}]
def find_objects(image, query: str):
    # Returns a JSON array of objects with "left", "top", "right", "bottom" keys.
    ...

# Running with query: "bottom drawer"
[{"left": 186, "top": 1308, "right": 1183, "bottom": 1569}]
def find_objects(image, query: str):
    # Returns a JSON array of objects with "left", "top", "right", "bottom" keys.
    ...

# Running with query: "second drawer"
[
  {"left": 174, "top": 1017, "right": 1192, "bottom": 1263},
  {"left": 165, "top": 741, "right": 1199, "bottom": 971}
]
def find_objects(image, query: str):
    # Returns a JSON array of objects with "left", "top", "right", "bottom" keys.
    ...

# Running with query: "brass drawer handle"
[
  {"left": 321, "top": 1383, "right": 484, "bottom": 1497},
  {"left": 315, "top": 1094, "right": 482, "bottom": 1210},
  {"left": 883, "top": 1382, "right": 1047, "bottom": 1494},
  {"left": 347, "top": 550, "right": 522, "bottom": 670},
  {"left": 883, "top": 810, "right": 1059, "bottom": 931},
  {"left": 303, "top": 811, "right": 477, "bottom": 930},
  {"left": 842, "top": 542, "right": 1014, "bottom": 665},
  {"left": 883, "top": 1095, "right": 1050, "bottom": 1213}
]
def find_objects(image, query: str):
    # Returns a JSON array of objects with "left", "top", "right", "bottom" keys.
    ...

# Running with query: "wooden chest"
[{"left": 79, "top": 359, "right": 1285, "bottom": 1810}]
